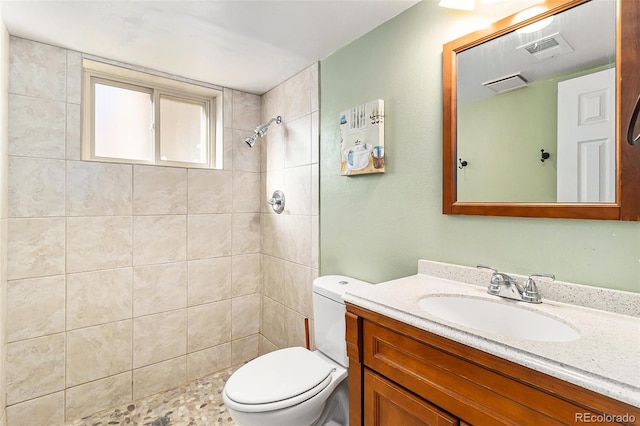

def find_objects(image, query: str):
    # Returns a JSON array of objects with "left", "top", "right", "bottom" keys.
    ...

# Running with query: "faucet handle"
[
  {"left": 477, "top": 264, "right": 497, "bottom": 273},
  {"left": 529, "top": 273, "right": 556, "bottom": 281},
  {"left": 477, "top": 265, "right": 501, "bottom": 294},
  {"left": 523, "top": 273, "right": 555, "bottom": 304}
]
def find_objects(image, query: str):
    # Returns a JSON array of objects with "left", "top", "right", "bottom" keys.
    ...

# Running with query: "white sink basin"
[{"left": 417, "top": 296, "right": 580, "bottom": 342}]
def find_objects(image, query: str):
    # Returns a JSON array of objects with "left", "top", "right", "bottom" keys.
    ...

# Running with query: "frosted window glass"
[
  {"left": 160, "top": 96, "right": 207, "bottom": 164},
  {"left": 94, "top": 83, "right": 153, "bottom": 161}
]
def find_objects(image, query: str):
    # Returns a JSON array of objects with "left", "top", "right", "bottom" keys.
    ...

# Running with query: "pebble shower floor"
[{"left": 66, "top": 367, "right": 237, "bottom": 426}]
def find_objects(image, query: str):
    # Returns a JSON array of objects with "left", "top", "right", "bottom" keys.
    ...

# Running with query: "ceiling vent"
[
  {"left": 482, "top": 73, "right": 528, "bottom": 94},
  {"left": 517, "top": 32, "right": 574, "bottom": 61}
]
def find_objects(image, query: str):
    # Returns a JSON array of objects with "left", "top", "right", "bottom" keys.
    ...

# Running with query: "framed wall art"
[{"left": 339, "top": 99, "right": 385, "bottom": 176}]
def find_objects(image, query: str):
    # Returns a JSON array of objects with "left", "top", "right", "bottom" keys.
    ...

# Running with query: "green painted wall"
[
  {"left": 457, "top": 78, "right": 558, "bottom": 202},
  {"left": 319, "top": 1, "right": 640, "bottom": 292},
  {"left": 457, "top": 66, "right": 612, "bottom": 202}
]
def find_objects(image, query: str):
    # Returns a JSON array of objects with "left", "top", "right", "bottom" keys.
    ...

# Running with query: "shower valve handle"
[{"left": 268, "top": 190, "right": 285, "bottom": 214}]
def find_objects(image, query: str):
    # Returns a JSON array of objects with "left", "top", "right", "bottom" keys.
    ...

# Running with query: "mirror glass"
[{"left": 456, "top": 0, "right": 616, "bottom": 203}]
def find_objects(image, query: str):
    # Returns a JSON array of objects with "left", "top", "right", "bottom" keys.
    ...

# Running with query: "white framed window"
[{"left": 82, "top": 59, "right": 223, "bottom": 169}]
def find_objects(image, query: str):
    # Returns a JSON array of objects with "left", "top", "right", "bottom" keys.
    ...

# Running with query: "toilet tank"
[{"left": 312, "top": 275, "right": 371, "bottom": 367}]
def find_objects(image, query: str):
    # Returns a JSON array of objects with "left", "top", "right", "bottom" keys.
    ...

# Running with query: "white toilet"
[{"left": 223, "top": 275, "right": 370, "bottom": 426}]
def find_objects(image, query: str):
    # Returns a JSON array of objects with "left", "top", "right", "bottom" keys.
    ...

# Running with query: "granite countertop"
[{"left": 343, "top": 272, "right": 640, "bottom": 408}]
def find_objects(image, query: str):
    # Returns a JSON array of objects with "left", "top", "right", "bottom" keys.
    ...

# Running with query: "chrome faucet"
[{"left": 477, "top": 265, "right": 554, "bottom": 304}]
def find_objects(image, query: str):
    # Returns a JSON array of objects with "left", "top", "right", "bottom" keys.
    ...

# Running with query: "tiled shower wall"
[
  {"left": 4, "top": 37, "right": 265, "bottom": 424},
  {"left": 0, "top": 12, "right": 9, "bottom": 426},
  {"left": 259, "top": 64, "right": 320, "bottom": 352}
]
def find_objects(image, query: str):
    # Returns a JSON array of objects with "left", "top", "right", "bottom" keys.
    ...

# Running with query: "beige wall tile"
[
  {"left": 6, "top": 391, "right": 64, "bottom": 426},
  {"left": 187, "top": 300, "right": 231, "bottom": 352},
  {"left": 261, "top": 213, "right": 284, "bottom": 258},
  {"left": 311, "top": 163, "right": 319, "bottom": 215},
  {"left": 233, "top": 129, "right": 260, "bottom": 172},
  {"left": 187, "top": 214, "right": 231, "bottom": 260},
  {"left": 231, "top": 334, "right": 259, "bottom": 366},
  {"left": 261, "top": 84, "right": 283, "bottom": 129},
  {"left": 283, "top": 67, "right": 311, "bottom": 122},
  {"left": 261, "top": 296, "right": 285, "bottom": 349},
  {"left": 232, "top": 90, "right": 261, "bottom": 132},
  {"left": 133, "top": 215, "right": 186, "bottom": 266},
  {"left": 258, "top": 334, "right": 278, "bottom": 356},
  {"left": 1, "top": 220, "right": 6, "bottom": 273},
  {"left": 8, "top": 95, "right": 65, "bottom": 159},
  {"left": 186, "top": 343, "right": 231, "bottom": 381},
  {"left": 283, "top": 214, "right": 311, "bottom": 266},
  {"left": 284, "top": 261, "right": 313, "bottom": 318},
  {"left": 231, "top": 253, "right": 260, "bottom": 297},
  {"left": 223, "top": 127, "right": 233, "bottom": 171},
  {"left": 187, "top": 169, "right": 232, "bottom": 214},
  {"left": 133, "top": 165, "right": 187, "bottom": 215},
  {"left": 133, "top": 262, "right": 186, "bottom": 316},
  {"left": 8, "top": 217, "right": 65, "bottom": 280},
  {"left": 8, "top": 156, "right": 65, "bottom": 217},
  {"left": 232, "top": 213, "right": 260, "bottom": 255},
  {"left": 264, "top": 127, "right": 286, "bottom": 173},
  {"left": 223, "top": 88, "right": 233, "bottom": 128},
  {"left": 65, "top": 372, "right": 131, "bottom": 422},
  {"left": 66, "top": 216, "right": 132, "bottom": 273},
  {"left": 231, "top": 294, "right": 260, "bottom": 339},
  {"left": 66, "top": 320, "right": 132, "bottom": 386},
  {"left": 310, "top": 63, "right": 319, "bottom": 113},
  {"left": 133, "top": 356, "right": 186, "bottom": 400},
  {"left": 67, "top": 268, "right": 133, "bottom": 330},
  {"left": 187, "top": 257, "right": 231, "bottom": 306},
  {"left": 284, "top": 115, "right": 312, "bottom": 168},
  {"left": 7, "top": 275, "right": 65, "bottom": 342},
  {"left": 262, "top": 254, "right": 284, "bottom": 303},
  {"left": 311, "top": 216, "right": 319, "bottom": 270},
  {"left": 232, "top": 171, "right": 260, "bottom": 213},
  {"left": 0, "top": 281, "right": 5, "bottom": 412},
  {"left": 133, "top": 310, "right": 186, "bottom": 368},
  {"left": 66, "top": 103, "right": 81, "bottom": 160},
  {"left": 284, "top": 307, "right": 308, "bottom": 348},
  {"left": 284, "top": 165, "right": 311, "bottom": 215},
  {"left": 66, "top": 161, "right": 132, "bottom": 216},
  {"left": 6, "top": 334, "right": 65, "bottom": 405},
  {"left": 311, "top": 110, "right": 319, "bottom": 164},
  {"left": 9, "top": 37, "right": 66, "bottom": 101},
  {"left": 66, "top": 50, "right": 82, "bottom": 104}
]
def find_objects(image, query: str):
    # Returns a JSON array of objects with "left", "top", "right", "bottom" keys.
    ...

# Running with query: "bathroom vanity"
[{"left": 344, "top": 261, "right": 640, "bottom": 425}]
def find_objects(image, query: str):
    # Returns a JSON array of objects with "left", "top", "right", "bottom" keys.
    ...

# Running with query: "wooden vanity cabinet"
[{"left": 346, "top": 304, "right": 640, "bottom": 426}]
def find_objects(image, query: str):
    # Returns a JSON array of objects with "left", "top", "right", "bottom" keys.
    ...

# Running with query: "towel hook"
[{"left": 540, "top": 149, "right": 550, "bottom": 162}]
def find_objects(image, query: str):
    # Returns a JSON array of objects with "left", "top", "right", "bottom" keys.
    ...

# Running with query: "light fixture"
[
  {"left": 439, "top": 0, "right": 475, "bottom": 11},
  {"left": 515, "top": 7, "right": 554, "bottom": 34}
]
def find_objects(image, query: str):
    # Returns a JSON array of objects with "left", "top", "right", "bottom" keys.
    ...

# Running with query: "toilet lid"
[{"left": 224, "top": 347, "right": 333, "bottom": 405}]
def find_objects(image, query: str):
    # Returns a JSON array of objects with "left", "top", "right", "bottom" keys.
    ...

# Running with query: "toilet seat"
[{"left": 224, "top": 347, "right": 335, "bottom": 412}]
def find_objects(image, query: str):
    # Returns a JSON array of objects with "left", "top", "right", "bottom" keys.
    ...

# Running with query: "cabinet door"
[{"left": 364, "top": 369, "right": 458, "bottom": 426}]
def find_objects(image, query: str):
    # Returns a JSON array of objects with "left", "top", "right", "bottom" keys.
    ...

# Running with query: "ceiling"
[
  {"left": 0, "top": 0, "right": 420, "bottom": 94},
  {"left": 457, "top": 0, "right": 616, "bottom": 104}
]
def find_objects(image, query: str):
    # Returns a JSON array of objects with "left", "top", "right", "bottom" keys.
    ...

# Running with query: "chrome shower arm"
[
  {"left": 255, "top": 116, "right": 282, "bottom": 136},
  {"left": 244, "top": 115, "right": 282, "bottom": 148}
]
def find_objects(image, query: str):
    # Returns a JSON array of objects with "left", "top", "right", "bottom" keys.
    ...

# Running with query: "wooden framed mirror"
[{"left": 443, "top": 0, "right": 640, "bottom": 220}]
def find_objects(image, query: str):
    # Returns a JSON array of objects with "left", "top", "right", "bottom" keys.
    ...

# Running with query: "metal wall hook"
[
  {"left": 628, "top": 94, "right": 640, "bottom": 145},
  {"left": 267, "top": 190, "right": 285, "bottom": 214},
  {"left": 540, "top": 149, "right": 550, "bottom": 162},
  {"left": 458, "top": 158, "right": 468, "bottom": 169}
]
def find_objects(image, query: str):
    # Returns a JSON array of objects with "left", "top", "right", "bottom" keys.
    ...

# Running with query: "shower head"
[
  {"left": 244, "top": 133, "right": 259, "bottom": 148},
  {"left": 244, "top": 116, "right": 282, "bottom": 148}
]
